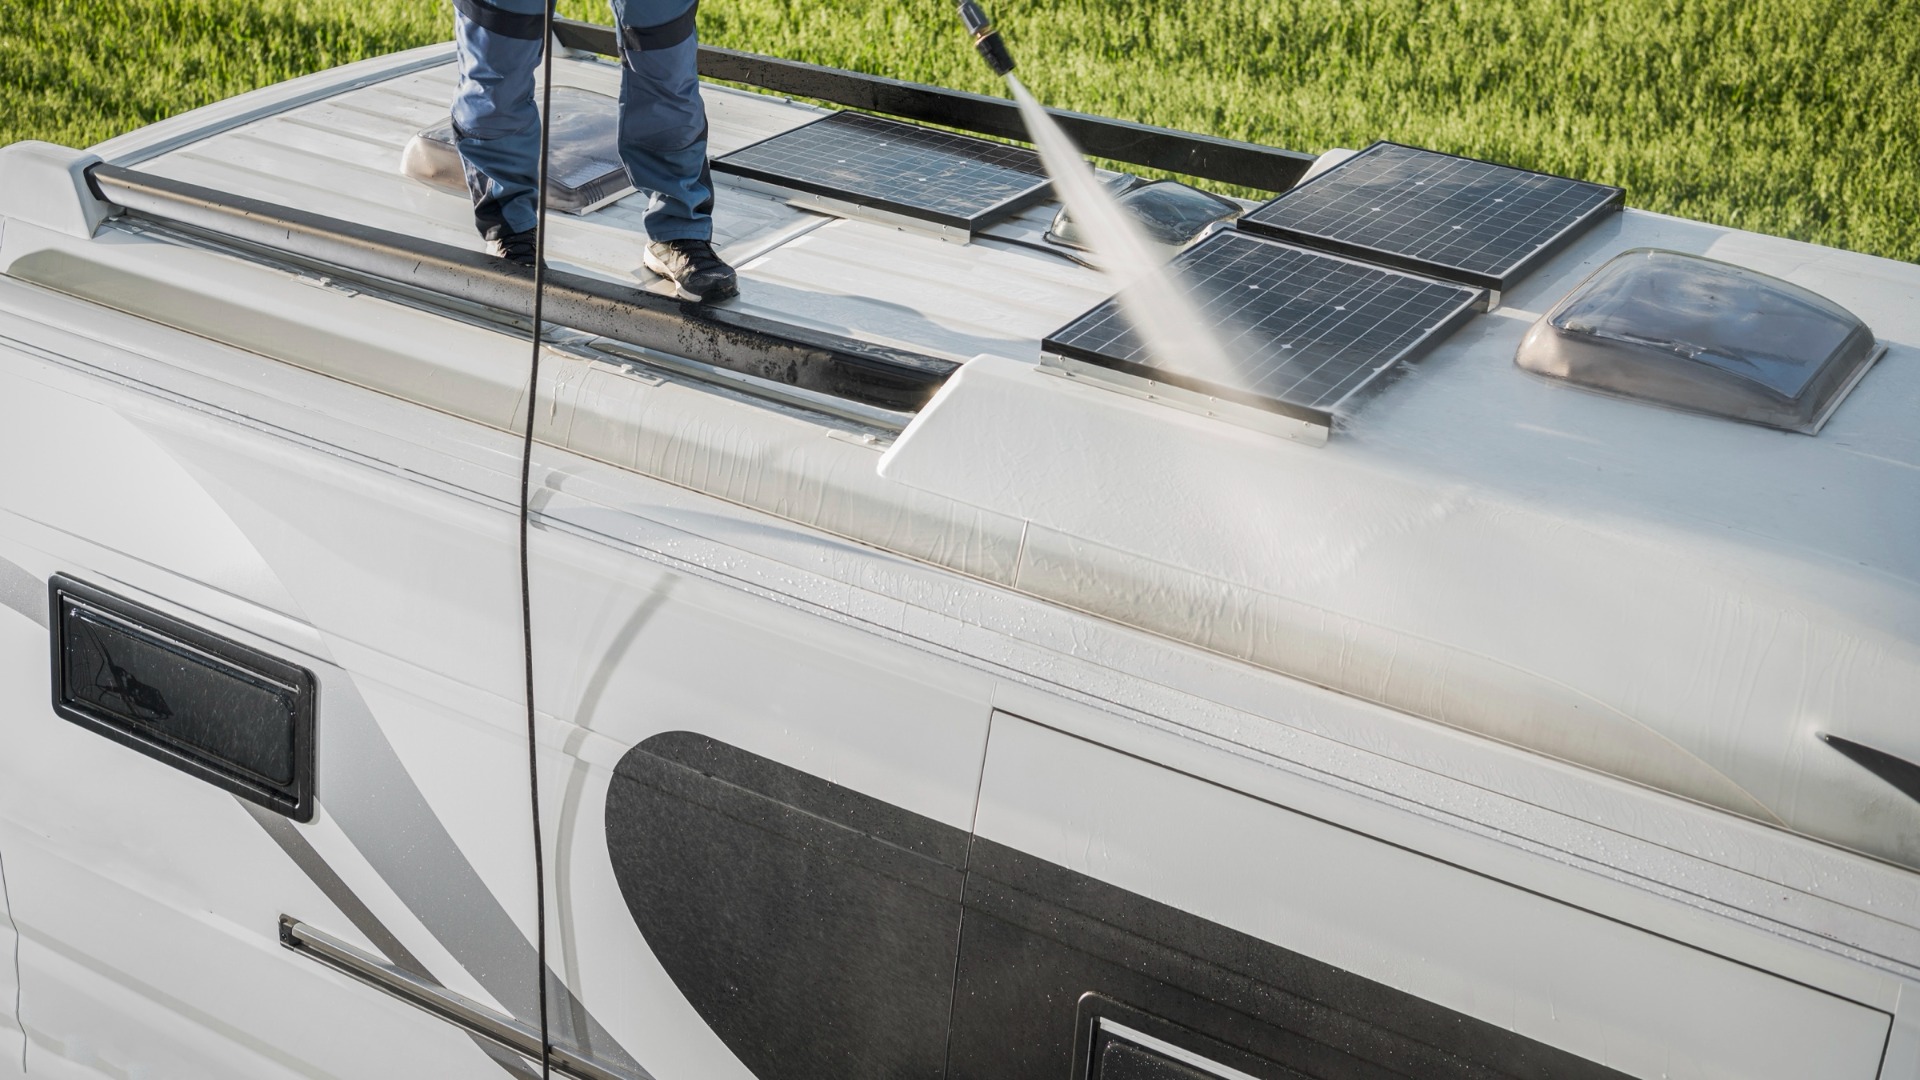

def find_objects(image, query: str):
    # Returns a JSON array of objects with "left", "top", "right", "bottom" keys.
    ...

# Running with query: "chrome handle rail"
[{"left": 279, "top": 916, "right": 637, "bottom": 1080}]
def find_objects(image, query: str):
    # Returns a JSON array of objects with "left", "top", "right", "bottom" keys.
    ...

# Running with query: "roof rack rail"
[
  {"left": 551, "top": 18, "right": 1315, "bottom": 193},
  {"left": 83, "top": 163, "right": 956, "bottom": 412}
]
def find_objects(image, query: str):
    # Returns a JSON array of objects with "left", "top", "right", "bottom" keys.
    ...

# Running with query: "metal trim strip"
[
  {"left": 81, "top": 164, "right": 955, "bottom": 411},
  {"left": 279, "top": 918, "right": 639, "bottom": 1080}
]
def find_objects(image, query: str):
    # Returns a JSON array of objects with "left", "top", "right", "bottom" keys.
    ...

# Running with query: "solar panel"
[
  {"left": 1041, "top": 231, "right": 1484, "bottom": 433},
  {"left": 1238, "top": 142, "right": 1623, "bottom": 292},
  {"left": 713, "top": 111, "right": 1051, "bottom": 233}
]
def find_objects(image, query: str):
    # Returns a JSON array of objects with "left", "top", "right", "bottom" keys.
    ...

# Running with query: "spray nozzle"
[{"left": 956, "top": 0, "right": 1016, "bottom": 76}]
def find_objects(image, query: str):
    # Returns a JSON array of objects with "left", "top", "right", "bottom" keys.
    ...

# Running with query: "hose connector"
[{"left": 956, "top": 0, "right": 1016, "bottom": 76}]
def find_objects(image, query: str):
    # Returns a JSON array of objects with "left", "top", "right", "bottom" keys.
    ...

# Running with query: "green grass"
[{"left": 1, "top": 0, "right": 1916, "bottom": 260}]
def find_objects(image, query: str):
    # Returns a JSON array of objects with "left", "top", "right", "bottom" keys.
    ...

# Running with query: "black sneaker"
[
  {"left": 486, "top": 229, "right": 539, "bottom": 268},
  {"left": 645, "top": 239, "right": 738, "bottom": 302}
]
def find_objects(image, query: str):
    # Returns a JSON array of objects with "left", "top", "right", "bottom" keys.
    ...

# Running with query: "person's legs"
[
  {"left": 451, "top": 0, "right": 547, "bottom": 245},
  {"left": 609, "top": 0, "right": 714, "bottom": 243},
  {"left": 611, "top": 0, "right": 734, "bottom": 299}
]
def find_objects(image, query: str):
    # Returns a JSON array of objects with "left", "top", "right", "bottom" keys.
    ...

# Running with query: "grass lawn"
[{"left": 0, "top": 0, "right": 1915, "bottom": 261}]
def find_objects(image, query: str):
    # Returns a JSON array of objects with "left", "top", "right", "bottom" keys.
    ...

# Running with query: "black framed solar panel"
[
  {"left": 1042, "top": 231, "right": 1485, "bottom": 429},
  {"left": 1238, "top": 142, "right": 1623, "bottom": 292},
  {"left": 713, "top": 111, "right": 1051, "bottom": 233}
]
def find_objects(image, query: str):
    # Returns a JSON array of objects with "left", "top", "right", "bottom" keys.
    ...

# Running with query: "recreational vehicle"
[{"left": 0, "top": 20, "right": 1916, "bottom": 1080}]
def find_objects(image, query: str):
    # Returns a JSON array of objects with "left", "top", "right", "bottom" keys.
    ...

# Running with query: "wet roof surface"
[{"left": 123, "top": 51, "right": 1113, "bottom": 366}]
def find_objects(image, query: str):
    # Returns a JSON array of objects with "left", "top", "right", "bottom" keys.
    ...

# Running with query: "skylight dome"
[{"left": 1516, "top": 248, "right": 1884, "bottom": 433}]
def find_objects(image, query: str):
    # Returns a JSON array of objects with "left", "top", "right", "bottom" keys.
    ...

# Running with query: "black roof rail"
[
  {"left": 84, "top": 163, "right": 954, "bottom": 412},
  {"left": 552, "top": 18, "right": 1315, "bottom": 193}
]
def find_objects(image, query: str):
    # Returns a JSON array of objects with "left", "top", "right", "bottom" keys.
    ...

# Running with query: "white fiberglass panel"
[
  {"left": 882, "top": 352, "right": 1920, "bottom": 869},
  {"left": 0, "top": 332, "right": 547, "bottom": 1076}
]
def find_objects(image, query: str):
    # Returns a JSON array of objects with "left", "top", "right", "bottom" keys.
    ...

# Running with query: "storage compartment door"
[{"left": 954, "top": 713, "right": 1890, "bottom": 1080}]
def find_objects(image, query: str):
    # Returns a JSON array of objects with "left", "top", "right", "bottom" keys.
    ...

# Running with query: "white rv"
[{"left": 0, "top": 22, "right": 1916, "bottom": 1080}]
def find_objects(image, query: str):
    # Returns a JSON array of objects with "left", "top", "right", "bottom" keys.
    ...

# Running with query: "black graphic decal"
[
  {"left": 607, "top": 736, "right": 1629, "bottom": 1080},
  {"left": 605, "top": 732, "right": 969, "bottom": 1080}
]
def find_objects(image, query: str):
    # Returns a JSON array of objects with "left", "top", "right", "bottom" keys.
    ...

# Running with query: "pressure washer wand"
[{"left": 956, "top": 0, "right": 1016, "bottom": 76}]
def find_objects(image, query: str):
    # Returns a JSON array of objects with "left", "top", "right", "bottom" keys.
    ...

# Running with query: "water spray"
[
  {"left": 956, "top": 1, "right": 1016, "bottom": 76},
  {"left": 977, "top": 6, "right": 1242, "bottom": 389}
]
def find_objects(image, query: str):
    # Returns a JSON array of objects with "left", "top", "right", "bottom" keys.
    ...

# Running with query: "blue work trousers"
[{"left": 451, "top": 0, "right": 714, "bottom": 243}]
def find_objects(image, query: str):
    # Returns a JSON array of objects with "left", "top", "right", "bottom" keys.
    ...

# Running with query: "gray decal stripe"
[
  {"left": 314, "top": 671, "right": 650, "bottom": 1077},
  {"left": 242, "top": 802, "right": 430, "bottom": 977},
  {"left": 324, "top": 678, "right": 539, "bottom": 1013},
  {"left": 0, "top": 556, "right": 47, "bottom": 629},
  {"left": 477, "top": 1037, "right": 546, "bottom": 1080},
  {"left": 474, "top": 1037, "right": 544, "bottom": 1080},
  {"left": 243, "top": 801, "right": 541, "bottom": 1080}
]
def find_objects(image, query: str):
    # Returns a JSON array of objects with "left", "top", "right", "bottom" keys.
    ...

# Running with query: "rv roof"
[
  {"left": 88, "top": 45, "right": 1116, "bottom": 370},
  {"left": 5, "top": 41, "right": 1919, "bottom": 869}
]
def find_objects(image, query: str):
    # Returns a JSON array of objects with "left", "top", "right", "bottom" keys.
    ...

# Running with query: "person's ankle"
[
  {"left": 645, "top": 238, "right": 737, "bottom": 302},
  {"left": 486, "top": 228, "right": 539, "bottom": 268}
]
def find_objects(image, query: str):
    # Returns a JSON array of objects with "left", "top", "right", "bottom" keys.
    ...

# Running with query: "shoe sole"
[{"left": 645, "top": 249, "right": 738, "bottom": 303}]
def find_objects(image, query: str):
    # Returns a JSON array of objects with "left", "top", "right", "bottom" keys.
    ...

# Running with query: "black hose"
[{"left": 521, "top": 2, "right": 559, "bottom": 1077}]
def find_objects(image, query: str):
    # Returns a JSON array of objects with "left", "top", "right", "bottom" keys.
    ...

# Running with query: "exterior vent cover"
[{"left": 1517, "top": 248, "right": 1884, "bottom": 433}]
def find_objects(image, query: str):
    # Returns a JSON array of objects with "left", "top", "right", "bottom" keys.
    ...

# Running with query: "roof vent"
[
  {"left": 1517, "top": 248, "right": 1885, "bottom": 433},
  {"left": 1047, "top": 179, "right": 1240, "bottom": 252}
]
